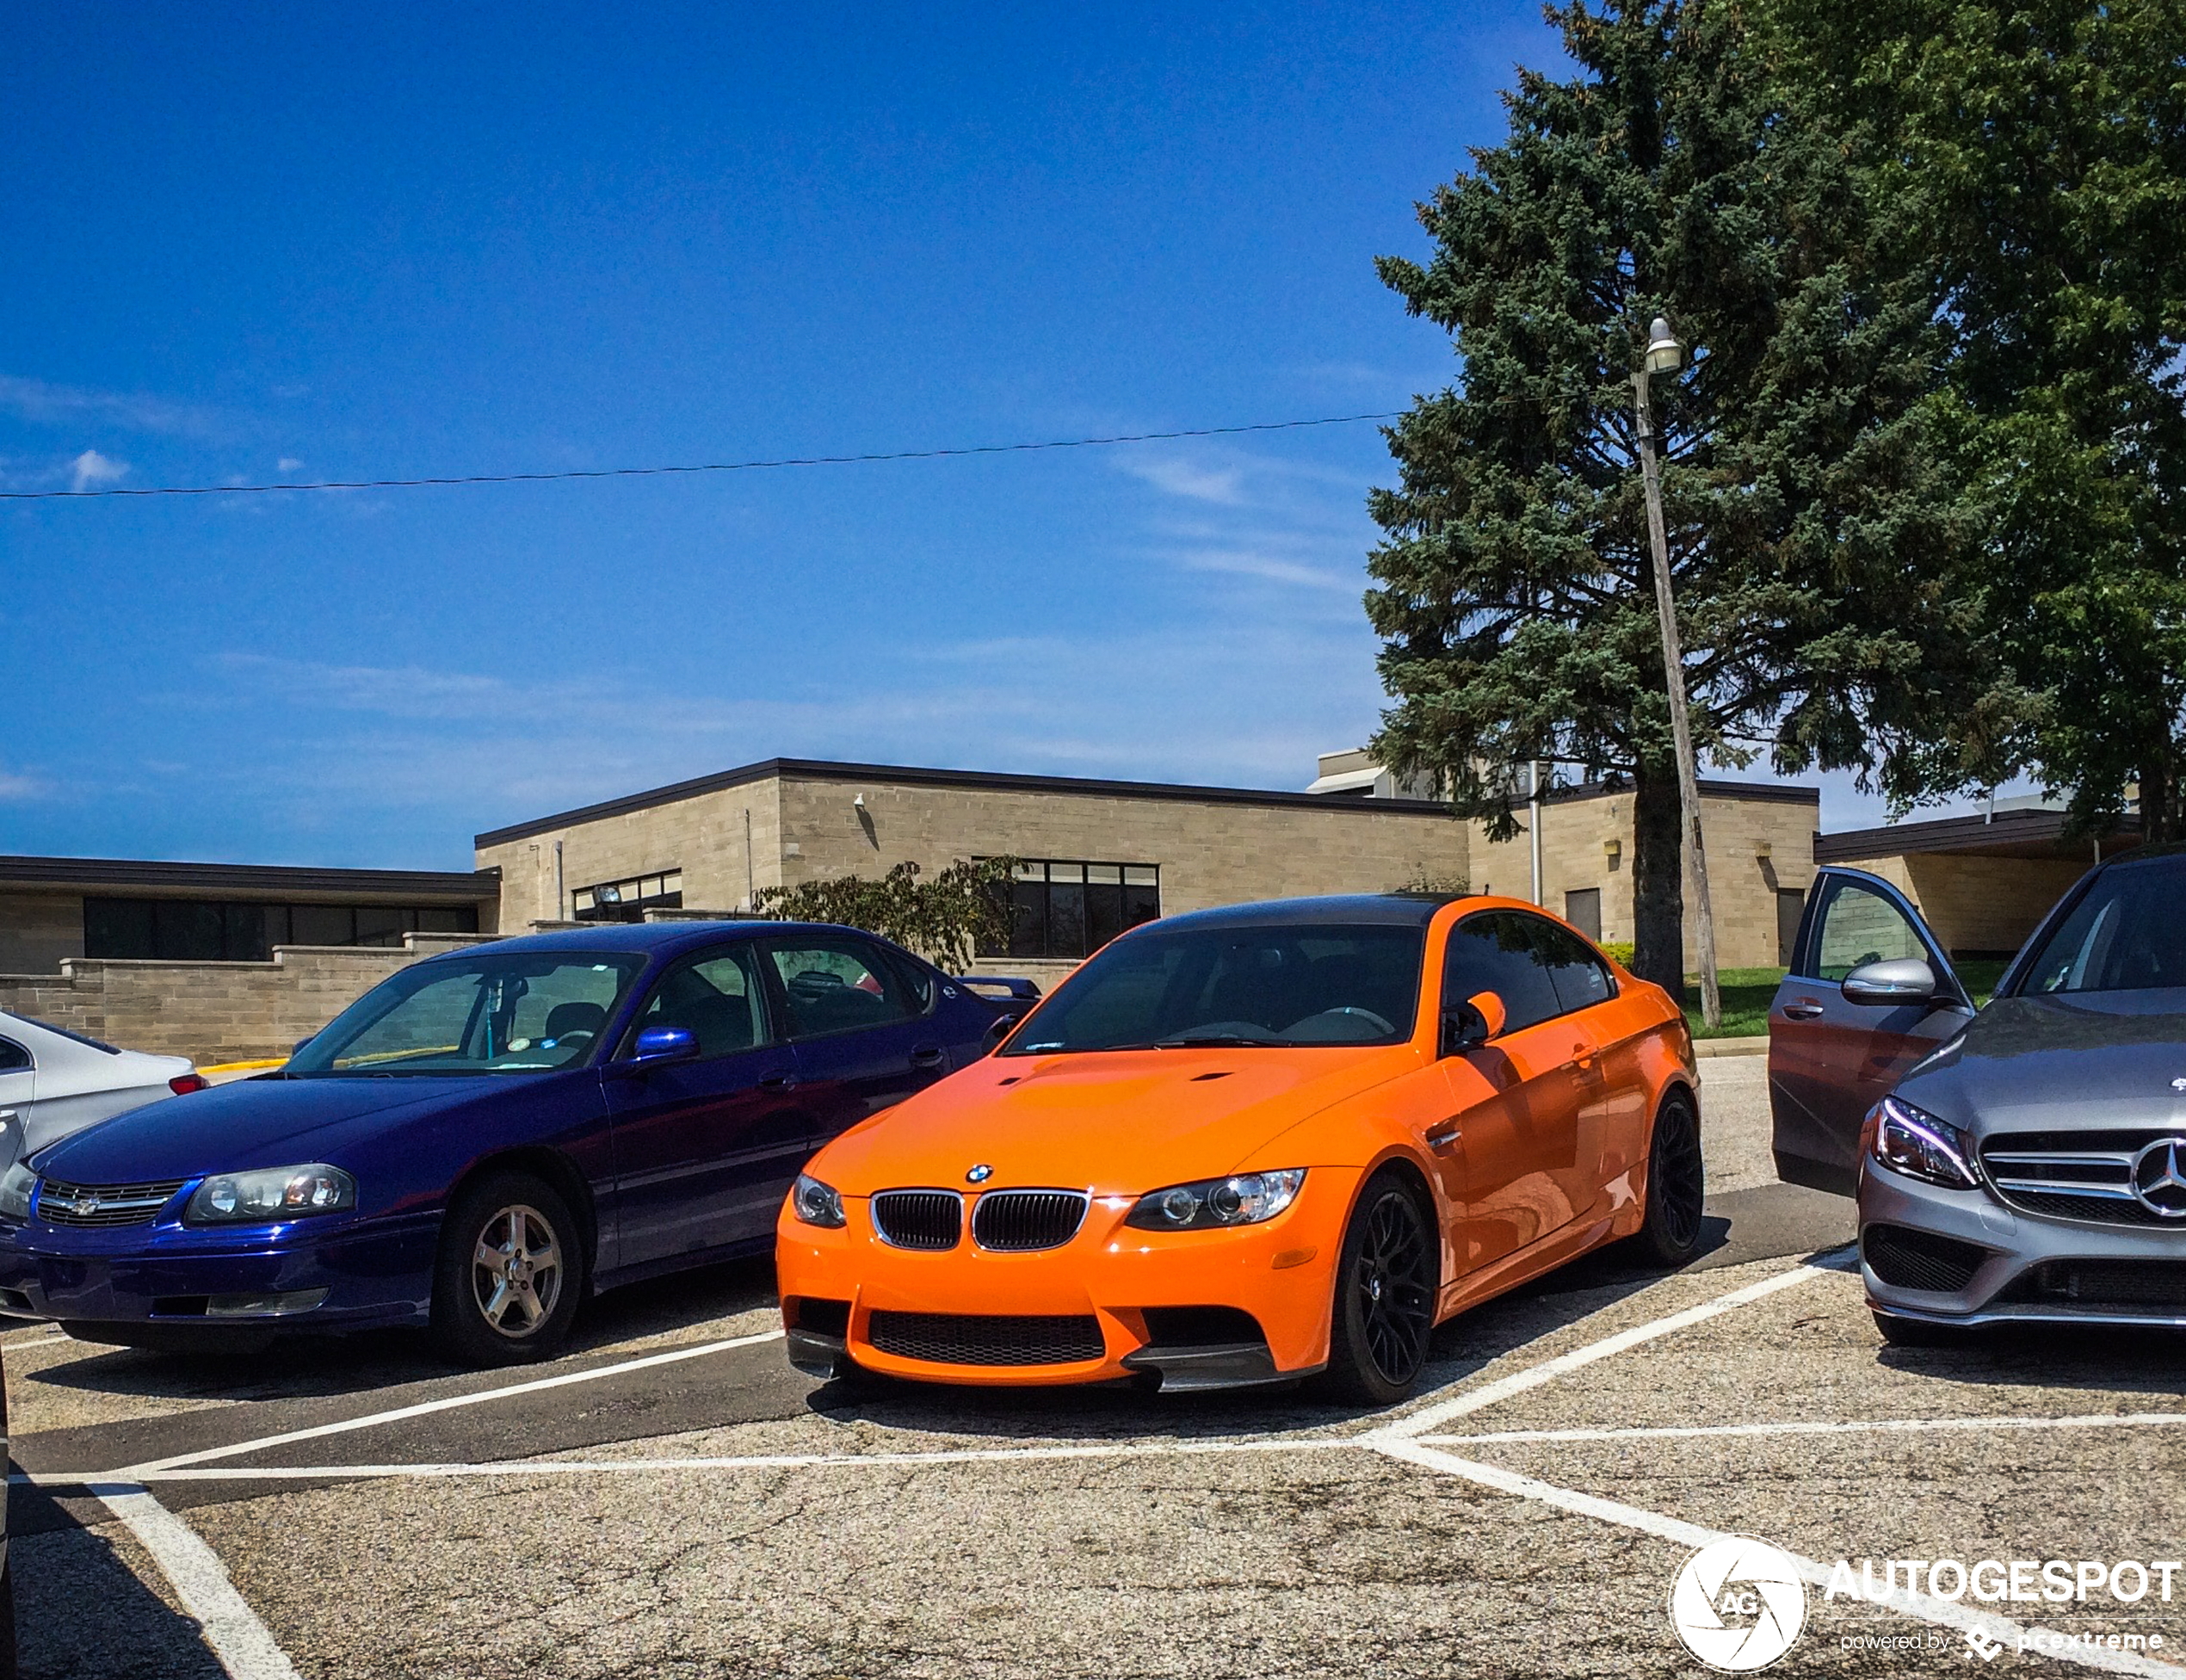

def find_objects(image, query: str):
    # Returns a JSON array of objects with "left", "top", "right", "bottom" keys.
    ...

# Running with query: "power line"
[{"left": 2, "top": 411, "right": 1406, "bottom": 503}]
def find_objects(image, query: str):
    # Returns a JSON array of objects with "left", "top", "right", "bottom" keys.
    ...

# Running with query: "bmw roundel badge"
[{"left": 966, "top": 1164, "right": 993, "bottom": 1183}]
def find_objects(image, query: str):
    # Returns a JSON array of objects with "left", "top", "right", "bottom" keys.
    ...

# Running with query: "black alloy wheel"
[
  {"left": 1636, "top": 1089, "right": 1706, "bottom": 1267},
  {"left": 1320, "top": 1172, "right": 1437, "bottom": 1405}
]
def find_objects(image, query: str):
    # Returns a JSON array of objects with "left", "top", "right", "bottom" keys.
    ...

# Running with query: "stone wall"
[
  {"left": 0, "top": 892, "right": 82, "bottom": 976},
  {"left": 478, "top": 769, "right": 1473, "bottom": 966},
  {"left": 0, "top": 933, "right": 487, "bottom": 1066},
  {"left": 1469, "top": 785, "right": 1819, "bottom": 970},
  {"left": 1827, "top": 852, "right": 2088, "bottom": 960}
]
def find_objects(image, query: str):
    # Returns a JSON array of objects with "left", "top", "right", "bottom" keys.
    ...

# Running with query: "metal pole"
[
  {"left": 1633, "top": 369, "right": 1722, "bottom": 1030},
  {"left": 1529, "top": 762, "right": 1544, "bottom": 906}
]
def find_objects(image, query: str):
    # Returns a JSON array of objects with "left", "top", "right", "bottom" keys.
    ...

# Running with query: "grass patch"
[{"left": 1679, "top": 958, "right": 2013, "bottom": 1041}]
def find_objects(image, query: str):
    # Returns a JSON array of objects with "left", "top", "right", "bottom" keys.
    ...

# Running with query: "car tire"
[
  {"left": 0, "top": 1557, "right": 17, "bottom": 1680},
  {"left": 1318, "top": 1170, "right": 1438, "bottom": 1406},
  {"left": 1872, "top": 1309, "right": 1974, "bottom": 1349},
  {"left": 1633, "top": 1087, "right": 1705, "bottom": 1269},
  {"left": 431, "top": 1171, "right": 584, "bottom": 1367}
]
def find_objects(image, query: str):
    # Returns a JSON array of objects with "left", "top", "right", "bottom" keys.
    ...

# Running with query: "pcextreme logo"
[{"left": 1670, "top": 1535, "right": 1810, "bottom": 1672}]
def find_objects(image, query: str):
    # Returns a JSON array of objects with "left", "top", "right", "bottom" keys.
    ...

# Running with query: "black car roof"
[{"left": 1151, "top": 892, "right": 1467, "bottom": 932}]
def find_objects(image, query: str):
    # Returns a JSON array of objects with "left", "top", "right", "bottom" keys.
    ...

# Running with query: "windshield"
[
  {"left": 287, "top": 951, "right": 646, "bottom": 1075},
  {"left": 2016, "top": 855, "right": 2186, "bottom": 997},
  {"left": 1002, "top": 922, "right": 1424, "bottom": 1054}
]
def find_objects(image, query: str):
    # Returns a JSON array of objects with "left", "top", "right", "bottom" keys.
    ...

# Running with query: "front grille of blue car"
[{"left": 37, "top": 1177, "right": 188, "bottom": 1229}]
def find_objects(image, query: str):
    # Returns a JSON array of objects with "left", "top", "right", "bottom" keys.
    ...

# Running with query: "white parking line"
[
  {"left": 121, "top": 1327, "right": 783, "bottom": 1474},
  {"left": 94, "top": 1483, "right": 302, "bottom": 1680},
  {"left": 41, "top": 1434, "right": 1361, "bottom": 1484},
  {"left": 1375, "top": 1255, "right": 1848, "bottom": 1441},
  {"left": 1373, "top": 1439, "right": 2186, "bottom": 1678},
  {"left": 1423, "top": 1411, "right": 2186, "bottom": 1448}
]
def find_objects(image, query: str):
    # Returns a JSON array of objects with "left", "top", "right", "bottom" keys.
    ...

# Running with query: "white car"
[{"left": 0, "top": 1011, "right": 205, "bottom": 1174}]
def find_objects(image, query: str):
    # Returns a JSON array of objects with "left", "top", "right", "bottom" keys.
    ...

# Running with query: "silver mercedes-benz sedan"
[{"left": 1769, "top": 846, "right": 2186, "bottom": 1344}]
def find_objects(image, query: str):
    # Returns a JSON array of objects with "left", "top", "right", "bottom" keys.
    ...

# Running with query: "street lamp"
[{"left": 1632, "top": 314, "right": 1723, "bottom": 1031}]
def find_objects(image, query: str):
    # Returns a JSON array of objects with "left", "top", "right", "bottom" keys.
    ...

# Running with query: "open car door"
[{"left": 1769, "top": 868, "right": 1975, "bottom": 1195}]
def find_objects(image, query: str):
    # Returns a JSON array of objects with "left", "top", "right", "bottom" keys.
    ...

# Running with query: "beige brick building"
[{"left": 475, "top": 755, "right": 1822, "bottom": 984}]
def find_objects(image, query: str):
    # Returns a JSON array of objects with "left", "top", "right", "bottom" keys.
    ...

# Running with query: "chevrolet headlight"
[
  {"left": 1869, "top": 1096, "right": 1979, "bottom": 1189},
  {"left": 184, "top": 1164, "right": 355, "bottom": 1225},
  {"left": 0, "top": 1162, "right": 34, "bottom": 1222},
  {"left": 1125, "top": 1169, "right": 1306, "bottom": 1231},
  {"left": 791, "top": 1173, "right": 847, "bottom": 1228}
]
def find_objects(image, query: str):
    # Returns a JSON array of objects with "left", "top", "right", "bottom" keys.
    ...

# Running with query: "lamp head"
[{"left": 1643, "top": 316, "right": 1683, "bottom": 374}]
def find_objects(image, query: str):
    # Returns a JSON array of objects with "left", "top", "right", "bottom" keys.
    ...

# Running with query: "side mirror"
[
  {"left": 631, "top": 1025, "right": 700, "bottom": 1065},
  {"left": 1439, "top": 989, "right": 1509, "bottom": 1056},
  {"left": 1841, "top": 958, "right": 1936, "bottom": 1007}
]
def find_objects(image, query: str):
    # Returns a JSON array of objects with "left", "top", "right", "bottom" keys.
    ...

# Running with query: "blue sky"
[{"left": 3, "top": 3, "right": 1931, "bottom": 871}]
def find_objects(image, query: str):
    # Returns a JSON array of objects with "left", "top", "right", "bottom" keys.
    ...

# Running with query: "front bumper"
[
  {"left": 0, "top": 1209, "right": 438, "bottom": 1334},
  {"left": 775, "top": 1171, "right": 1354, "bottom": 1389},
  {"left": 1858, "top": 1160, "right": 2186, "bottom": 1328}
]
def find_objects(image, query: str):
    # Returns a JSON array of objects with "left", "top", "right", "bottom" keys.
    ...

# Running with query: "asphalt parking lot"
[{"left": 10, "top": 1055, "right": 2186, "bottom": 1680}]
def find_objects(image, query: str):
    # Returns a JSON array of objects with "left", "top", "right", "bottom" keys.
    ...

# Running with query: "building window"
[
  {"left": 571, "top": 870, "right": 683, "bottom": 923},
  {"left": 83, "top": 899, "right": 479, "bottom": 962},
  {"left": 983, "top": 861, "right": 1159, "bottom": 960}
]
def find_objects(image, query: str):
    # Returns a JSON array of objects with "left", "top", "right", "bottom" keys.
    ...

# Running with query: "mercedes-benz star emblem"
[
  {"left": 966, "top": 1164, "right": 993, "bottom": 1184},
  {"left": 2129, "top": 1138, "right": 2186, "bottom": 1219}
]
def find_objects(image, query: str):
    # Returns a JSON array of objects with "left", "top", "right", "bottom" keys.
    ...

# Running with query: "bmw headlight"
[
  {"left": 1125, "top": 1169, "right": 1306, "bottom": 1231},
  {"left": 1869, "top": 1096, "right": 1979, "bottom": 1189},
  {"left": 791, "top": 1173, "right": 847, "bottom": 1228},
  {"left": 0, "top": 1162, "right": 34, "bottom": 1223},
  {"left": 184, "top": 1164, "right": 355, "bottom": 1226}
]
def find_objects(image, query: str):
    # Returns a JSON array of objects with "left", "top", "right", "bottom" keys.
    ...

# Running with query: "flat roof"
[
  {"left": 473, "top": 757, "right": 1465, "bottom": 846},
  {"left": 475, "top": 757, "right": 1821, "bottom": 848},
  {"left": 1815, "top": 807, "right": 2141, "bottom": 864},
  {"left": 0, "top": 854, "right": 501, "bottom": 903}
]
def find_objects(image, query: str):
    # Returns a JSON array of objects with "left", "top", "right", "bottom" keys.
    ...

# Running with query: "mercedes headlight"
[
  {"left": 1869, "top": 1096, "right": 1979, "bottom": 1189},
  {"left": 184, "top": 1164, "right": 355, "bottom": 1225},
  {"left": 0, "top": 1162, "right": 34, "bottom": 1223},
  {"left": 1125, "top": 1169, "right": 1306, "bottom": 1231},
  {"left": 791, "top": 1173, "right": 847, "bottom": 1228}
]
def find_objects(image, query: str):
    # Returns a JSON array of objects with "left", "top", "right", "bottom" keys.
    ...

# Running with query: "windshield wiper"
[{"left": 1152, "top": 1032, "right": 1281, "bottom": 1048}]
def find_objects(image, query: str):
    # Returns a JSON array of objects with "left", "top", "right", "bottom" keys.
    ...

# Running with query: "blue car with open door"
[{"left": 0, "top": 921, "right": 1010, "bottom": 1364}]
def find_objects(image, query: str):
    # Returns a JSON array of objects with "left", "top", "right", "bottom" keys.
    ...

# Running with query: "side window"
[
  {"left": 633, "top": 946, "right": 769, "bottom": 1059},
  {"left": 1807, "top": 879, "right": 1929, "bottom": 981},
  {"left": 881, "top": 947, "right": 937, "bottom": 1012},
  {"left": 1534, "top": 921, "right": 1616, "bottom": 1013},
  {"left": 766, "top": 937, "right": 917, "bottom": 1040},
  {"left": 1442, "top": 912, "right": 1563, "bottom": 1034},
  {"left": 0, "top": 1038, "right": 28, "bottom": 1072}
]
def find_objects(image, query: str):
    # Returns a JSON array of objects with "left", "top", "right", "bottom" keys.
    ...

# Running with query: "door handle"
[
  {"left": 758, "top": 1072, "right": 800, "bottom": 1093},
  {"left": 1782, "top": 1001, "right": 1825, "bottom": 1021},
  {"left": 1426, "top": 1122, "right": 1460, "bottom": 1151},
  {"left": 911, "top": 1046, "right": 946, "bottom": 1070}
]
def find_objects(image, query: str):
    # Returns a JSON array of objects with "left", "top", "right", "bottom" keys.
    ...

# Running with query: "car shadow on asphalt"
[
  {"left": 9, "top": 1479, "right": 226, "bottom": 1680},
  {"left": 12, "top": 1253, "right": 781, "bottom": 1407},
  {"left": 1874, "top": 1322, "right": 2186, "bottom": 1396},
  {"left": 798, "top": 1249, "right": 1702, "bottom": 1445}
]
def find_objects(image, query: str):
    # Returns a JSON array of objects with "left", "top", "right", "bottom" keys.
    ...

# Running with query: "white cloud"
[
  {"left": 0, "top": 374, "right": 219, "bottom": 438},
  {"left": 1115, "top": 454, "right": 1249, "bottom": 505},
  {"left": 0, "top": 767, "right": 46, "bottom": 800},
  {"left": 277, "top": 458, "right": 303, "bottom": 472},
  {"left": 69, "top": 449, "right": 127, "bottom": 491}
]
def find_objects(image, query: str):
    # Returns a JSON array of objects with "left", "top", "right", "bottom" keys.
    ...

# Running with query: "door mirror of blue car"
[{"left": 631, "top": 1025, "right": 700, "bottom": 1065}]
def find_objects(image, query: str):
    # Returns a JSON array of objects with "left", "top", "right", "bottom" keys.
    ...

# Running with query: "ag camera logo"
[{"left": 1670, "top": 1535, "right": 1809, "bottom": 1671}]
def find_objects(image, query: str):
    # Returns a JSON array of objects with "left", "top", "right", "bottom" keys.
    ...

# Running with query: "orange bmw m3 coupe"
[{"left": 775, "top": 893, "right": 1701, "bottom": 1401}]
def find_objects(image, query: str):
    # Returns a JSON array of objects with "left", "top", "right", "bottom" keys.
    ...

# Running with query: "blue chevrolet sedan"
[{"left": 0, "top": 922, "right": 1010, "bottom": 1364}]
